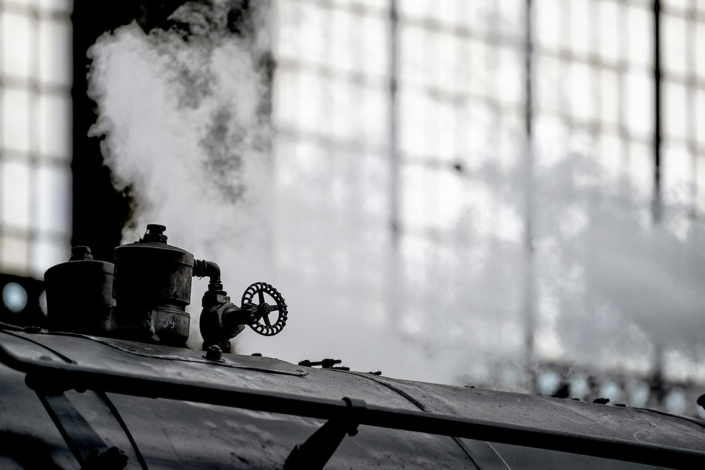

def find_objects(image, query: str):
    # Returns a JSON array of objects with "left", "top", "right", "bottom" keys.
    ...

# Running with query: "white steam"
[{"left": 88, "top": 3, "right": 275, "bottom": 351}]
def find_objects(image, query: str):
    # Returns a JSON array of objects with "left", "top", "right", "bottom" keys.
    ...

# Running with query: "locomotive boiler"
[{"left": 0, "top": 224, "right": 703, "bottom": 469}]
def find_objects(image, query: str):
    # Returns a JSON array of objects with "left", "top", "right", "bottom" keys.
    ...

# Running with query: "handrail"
[{"left": 0, "top": 342, "right": 702, "bottom": 469}]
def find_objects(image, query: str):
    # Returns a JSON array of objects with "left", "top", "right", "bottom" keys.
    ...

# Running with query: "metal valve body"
[
  {"left": 42, "top": 224, "right": 288, "bottom": 347},
  {"left": 111, "top": 224, "right": 194, "bottom": 345},
  {"left": 44, "top": 246, "right": 115, "bottom": 335}
]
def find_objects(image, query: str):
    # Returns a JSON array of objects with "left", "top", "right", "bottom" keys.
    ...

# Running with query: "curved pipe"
[{"left": 193, "top": 260, "right": 222, "bottom": 290}]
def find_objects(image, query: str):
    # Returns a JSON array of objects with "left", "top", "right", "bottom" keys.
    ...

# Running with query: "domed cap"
[{"left": 142, "top": 224, "right": 168, "bottom": 243}]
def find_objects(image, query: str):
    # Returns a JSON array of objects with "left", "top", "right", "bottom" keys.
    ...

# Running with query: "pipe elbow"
[
  {"left": 194, "top": 259, "right": 221, "bottom": 282},
  {"left": 194, "top": 259, "right": 222, "bottom": 291}
]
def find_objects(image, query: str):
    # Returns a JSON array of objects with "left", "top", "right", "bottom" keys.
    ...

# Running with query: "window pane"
[
  {"left": 2, "top": 160, "right": 31, "bottom": 230},
  {"left": 35, "top": 163, "right": 70, "bottom": 234},
  {"left": 272, "top": 68, "right": 298, "bottom": 129},
  {"left": 536, "top": 55, "right": 562, "bottom": 112},
  {"left": 38, "top": 17, "right": 72, "bottom": 86},
  {"left": 626, "top": 5, "right": 652, "bottom": 68},
  {"left": 38, "top": 92, "right": 70, "bottom": 158},
  {"left": 469, "top": 40, "right": 493, "bottom": 98},
  {"left": 663, "top": 143, "right": 691, "bottom": 206},
  {"left": 597, "top": 0, "right": 621, "bottom": 65},
  {"left": 435, "top": 32, "right": 460, "bottom": 94},
  {"left": 290, "top": 2, "right": 326, "bottom": 67},
  {"left": 399, "top": 0, "right": 433, "bottom": 22},
  {"left": 274, "top": 0, "right": 301, "bottom": 61},
  {"left": 361, "top": 84, "right": 387, "bottom": 148},
  {"left": 3, "top": 88, "right": 31, "bottom": 153},
  {"left": 38, "top": 0, "right": 72, "bottom": 12},
  {"left": 664, "top": 15, "right": 687, "bottom": 77},
  {"left": 32, "top": 237, "right": 68, "bottom": 278},
  {"left": 664, "top": 81, "right": 688, "bottom": 141},
  {"left": 1, "top": 235, "right": 29, "bottom": 274},
  {"left": 497, "top": 0, "right": 524, "bottom": 41},
  {"left": 623, "top": 71, "right": 653, "bottom": 139},
  {"left": 330, "top": 7, "right": 356, "bottom": 74},
  {"left": 399, "top": 88, "right": 432, "bottom": 158},
  {"left": 696, "top": 89, "right": 705, "bottom": 147},
  {"left": 345, "top": 0, "right": 389, "bottom": 14},
  {"left": 629, "top": 141, "right": 653, "bottom": 200},
  {"left": 2, "top": 12, "right": 33, "bottom": 81},
  {"left": 599, "top": 69, "right": 619, "bottom": 127},
  {"left": 597, "top": 132, "right": 623, "bottom": 182},
  {"left": 697, "top": 22, "right": 705, "bottom": 79},
  {"left": 496, "top": 46, "right": 523, "bottom": 106},
  {"left": 568, "top": 62, "right": 594, "bottom": 123},
  {"left": 536, "top": 0, "right": 563, "bottom": 52},
  {"left": 697, "top": 155, "right": 705, "bottom": 213},
  {"left": 295, "top": 69, "right": 327, "bottom": 135},
  {"left": 569, "top": 0, "right": 592, "bottom": 57},
  {"left": 362, "top": 14, "right": 388, "bottom": 78},
  {"left": 663, "top": 0, "right": 690, "bottom": 12},
  {"left": 329, "top": 79, "right": 357, "bottom": 141},
  {"left": 6, "top": 0, "right": 36, "bottom": 7},
  {"left": 535, "top": 114, "right": 568, "bottom": 167},
  {"left": 400, "top": 24, "right": 432, "bottom": 89}
]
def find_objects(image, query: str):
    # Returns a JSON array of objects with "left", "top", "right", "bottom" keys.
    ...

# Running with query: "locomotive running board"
[{"left": 0, "top": 342, "right": 703, "bottom": 470}]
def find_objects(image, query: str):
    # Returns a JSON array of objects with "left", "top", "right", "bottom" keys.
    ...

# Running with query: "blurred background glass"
[{"left": 0, "top": 0, "right": 72, "bottom": 278}]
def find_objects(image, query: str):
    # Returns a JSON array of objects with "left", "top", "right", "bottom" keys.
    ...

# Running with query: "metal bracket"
[
  {"left": 35, "top": 391, "right": 129, "bottom": 469},
  {"left": 284, "top": 397, "right": 366, "bottom": 470},
  {"left": 26, "top": 370, "right": 146, "bottom": 469}
]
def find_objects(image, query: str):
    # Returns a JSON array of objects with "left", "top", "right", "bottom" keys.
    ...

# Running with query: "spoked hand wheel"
[{"left": 241, "top": 282, "right": 288, "bottom": 336}]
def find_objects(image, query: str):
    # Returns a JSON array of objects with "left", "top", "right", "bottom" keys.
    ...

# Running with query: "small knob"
[
  {"left": 70, "top": 246, "right": 93, "bottom": 261},
  {"left": 205, "top": 345, "right": 223, "bottom": 361},
  {"left": 146, "top": 224, "right": 166, "bottom": 233},
  {"left": 142, "top": 224, "right": 168, "bottom": 243}
]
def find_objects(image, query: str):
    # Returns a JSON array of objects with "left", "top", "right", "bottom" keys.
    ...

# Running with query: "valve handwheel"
[{"left": 242, "top": 282, "right": 288, "bottom": 336}]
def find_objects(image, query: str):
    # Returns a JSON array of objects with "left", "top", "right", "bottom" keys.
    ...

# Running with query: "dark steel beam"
[
  {"left": 652, "top": 0, "right": 663, "bottom": 222},
  {"left": 389, "top": 0, "right": 400, "bottom": 241},
  {"left": 0, "top": 342, "right": 702, "bottom": 469}
]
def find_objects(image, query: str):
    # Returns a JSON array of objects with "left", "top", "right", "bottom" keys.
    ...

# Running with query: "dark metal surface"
[
  {"left": 284, "top": 397, "right": 365, "bottom": 470},
  {"left": 199, "top": 286, "right": 250, "bottom": 351},
  {"left": 112, "top": 225, "right": 194, "bottom": 345},
  {"left": 0, "top": 331, "right": 474, "bottom": 469},
  {"left": 36, "top": 392, "right": 129, "bottom": 469},
  {"left": 44, "top": 246, "right": 115, "bottom": 336},
  {"left": 0, "top": 331, "right": 703, "bottom": 469},
  {"left": 41, "top": 332, "right": 309, "bottom": 377},
  {"left": 652, "top": 0, "right": 663, "bottom": 222},
  {"left": 343, "top": 371, "right": 505, "bottom": 470}
]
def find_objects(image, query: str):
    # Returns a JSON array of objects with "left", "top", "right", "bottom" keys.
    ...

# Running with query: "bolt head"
[{"left": 206, "top": 345, "right": 223, "bottom": 361}]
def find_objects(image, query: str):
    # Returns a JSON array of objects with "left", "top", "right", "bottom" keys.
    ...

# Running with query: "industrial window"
[
  {"left": 272, "top": 0, "right": 704, "bottom": 398},
  {"left": 661, "top": 0, "right": 705, "bottom": 216},
  {"left": 275, "top": 0, "right": 530, "bottom": 362},
  {"left": 0, "top": 0, "right": 71, "bottom": 278}
]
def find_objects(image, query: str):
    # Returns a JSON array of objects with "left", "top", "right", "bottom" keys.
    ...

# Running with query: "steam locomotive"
[{"left": 0, "top": 224, "right": 703, "bottom": 469}]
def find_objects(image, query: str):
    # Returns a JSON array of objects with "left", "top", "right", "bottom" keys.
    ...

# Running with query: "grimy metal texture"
[
  {"left": 0, "top": 336, "right": 703, "bottom": 469},
  {"left": 112, "top": 225, "right": 194, "bottom": 345},
  {"left": 44, "top": 246, "right": 115, "bottom": 336},
  {"left": 36, "top": 392, "right": 130, "bottom": 469},
  {"left": 241, "top": 282, "right": 288, "bottom": 336}
]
